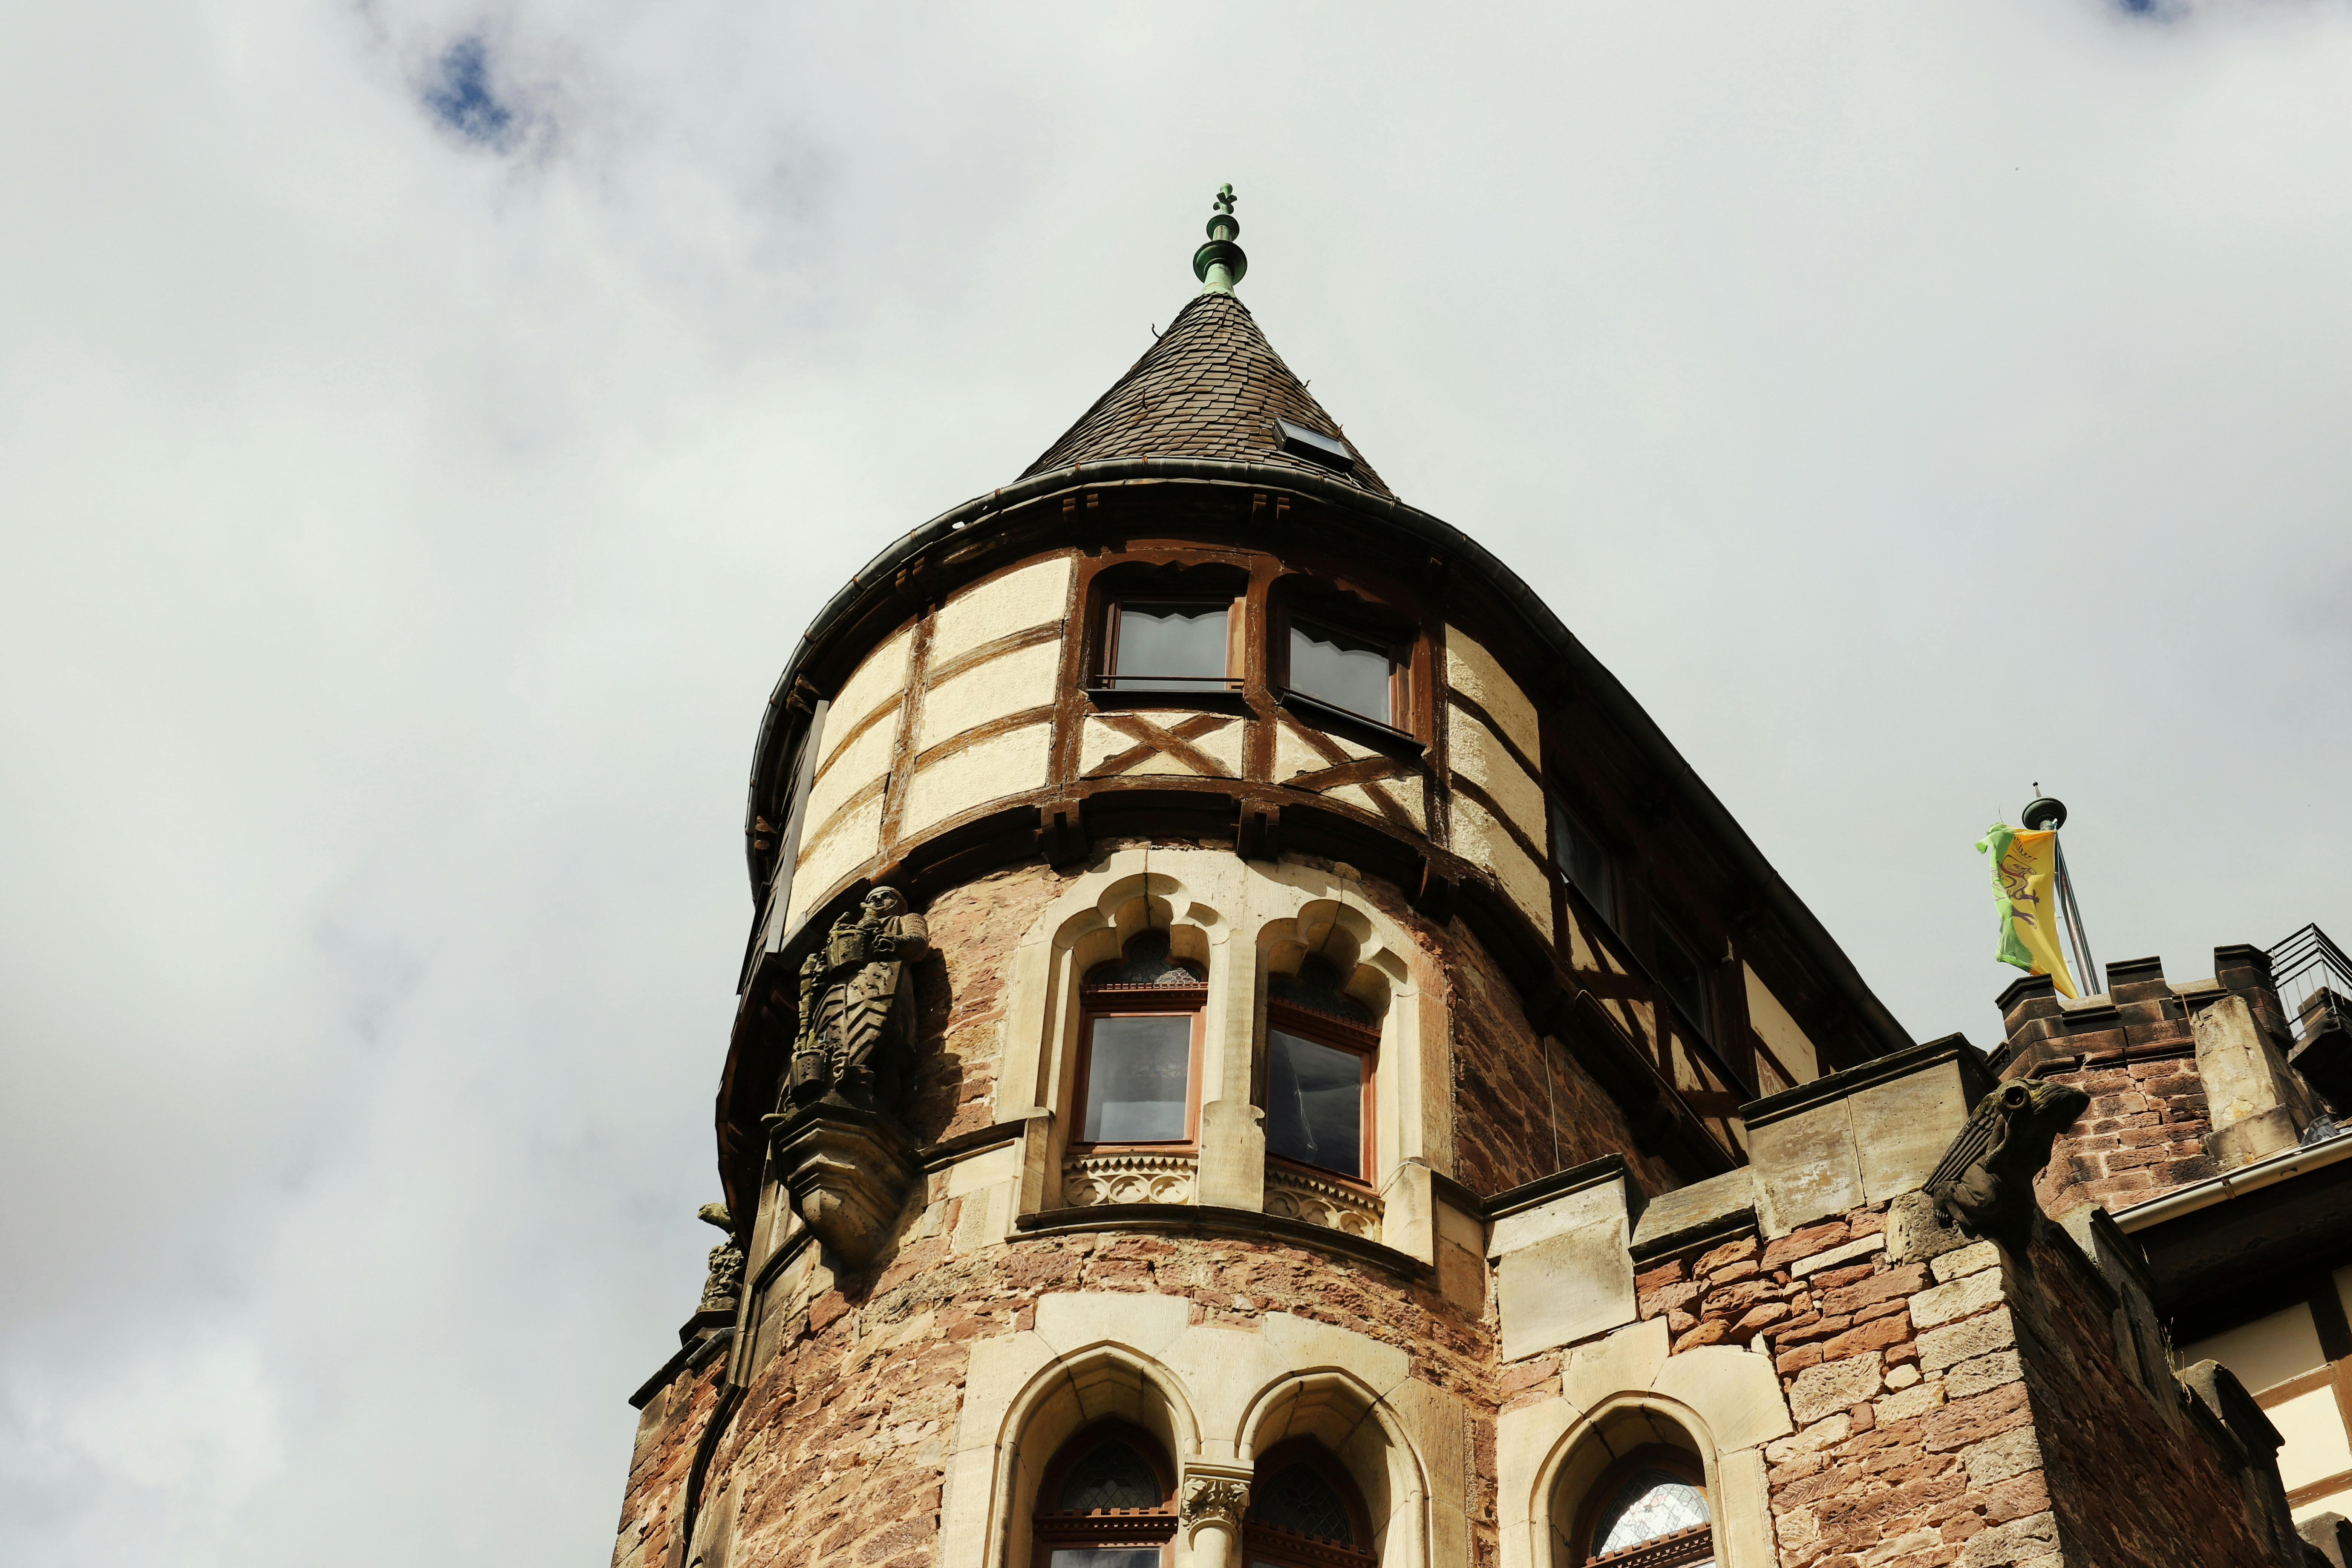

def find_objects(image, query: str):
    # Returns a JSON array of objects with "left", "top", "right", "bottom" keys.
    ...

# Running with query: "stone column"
[{"left": 1180, "top": 1468, "right": 1252, "bottom": 1568}]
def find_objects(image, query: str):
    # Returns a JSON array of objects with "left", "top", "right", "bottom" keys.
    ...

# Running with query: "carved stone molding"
[
  {"left": 1263, "top": 1165, "right": 1382, "bottom": 1239},
  {"left": 1181, "top": 1473, "right": 1252, "bottom": 1533},
  {"left": 765, "top": 1104, "right": 918, "bottom": 1268},
  {"left": 1064, "top": 1152, "right": 1196, "bottom": 1207}
]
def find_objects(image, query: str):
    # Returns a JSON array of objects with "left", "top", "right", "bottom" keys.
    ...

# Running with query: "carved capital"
[{"left": 1181, "top": 1472, "right": 1252, "bottom": 1535}]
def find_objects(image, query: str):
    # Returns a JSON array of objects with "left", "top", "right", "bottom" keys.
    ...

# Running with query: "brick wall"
[
  {"left": 907, "top": 862, "right": 1075, "bottom": 1144},
  {"left": 1997, "top": 950, "right": 2307, "bottom": 1219},
  {"left": 1630, "top": 1200, "right": 2288, "bottom": 1568},
  {"left": 1445, "top": 916, "right": 1689, "bottom": 1202},
  {"left": 697, "top": 1228, "right": 1492, "bottom": 1568},
  {"left": 614, "top": 1352, "right": 729, "bottom": 1568}
]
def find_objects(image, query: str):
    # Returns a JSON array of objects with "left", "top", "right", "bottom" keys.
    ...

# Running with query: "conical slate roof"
[{"left": 1021, "top": 290, "right": 1395, "bottom": 499}]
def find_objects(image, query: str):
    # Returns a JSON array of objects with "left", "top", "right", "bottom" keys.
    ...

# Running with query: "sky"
[{"left": 4, "top": 2, "right": 2350, "bottom": 1562}]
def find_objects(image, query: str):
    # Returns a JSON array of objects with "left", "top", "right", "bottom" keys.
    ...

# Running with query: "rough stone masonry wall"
[
  {"left": 614, "top": 1352, "right": 729, "bottom": 1568},
  {"left": 905, "top": 861, "right": 1076, "bottom": 1145},
  {"left": 1622, "top": 1204, "right": 2284, "bottom": 1568},
  {"left": 668, "top": 1227, "right": 1493, "bottom": 1568},
  {"left": 2027, "top": 1050, "right": 2213, "bottom": 1221},
  {"left": 1444, "top": 915, "right": 1689, "bottom": 1202}
]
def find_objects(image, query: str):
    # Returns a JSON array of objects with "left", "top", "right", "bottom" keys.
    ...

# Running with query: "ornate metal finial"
[{"left": 1194, "top": 182, "right": 1247, "bottom": 295}]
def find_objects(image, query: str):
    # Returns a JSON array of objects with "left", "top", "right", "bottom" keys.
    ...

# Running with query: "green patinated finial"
[{"left": 1193, "top": 182, "right": 1247, "bottom": 295}]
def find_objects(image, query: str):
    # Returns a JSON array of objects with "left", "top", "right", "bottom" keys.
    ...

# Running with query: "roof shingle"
[{"left": 1021, "top": 291, "right": 1395, "bottom": 499}]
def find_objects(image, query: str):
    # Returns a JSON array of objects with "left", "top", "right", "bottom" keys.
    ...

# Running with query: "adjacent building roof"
[{"left": 1021, "top": 290, "right": 1396, "bottom": 499}]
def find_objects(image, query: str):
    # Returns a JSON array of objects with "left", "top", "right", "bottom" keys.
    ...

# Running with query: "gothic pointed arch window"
[
  {"left": 1073, "top": 932, "right": 1208, "bottom": 1151},
  {"left": 1573, "top": 1447, "right": 1713, "bottom": 1568},
  {"left": 1033, "top": 1422, "right": 1178, "bottom": 1568},
  {"left": 1243, "top": 1442, "right": 1377, "bottom": 1568},
  {"left": 1262, "top": 956, "right": 1377, "bottom": 1183}
]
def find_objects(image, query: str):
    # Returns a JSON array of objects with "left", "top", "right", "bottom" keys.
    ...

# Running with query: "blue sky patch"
[{"left": 424, "top": 38, "right": 515, "bottom": 148}]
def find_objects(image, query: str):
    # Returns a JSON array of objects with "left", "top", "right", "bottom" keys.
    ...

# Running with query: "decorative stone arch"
[
  {"left": 1236, "top": 1368, "right": 1432, "bottom": 1568},
  {"left": 991, "top": 1341, "right": 1205, "bottom": 1568},
  {"left": 1539, "top": 1396, "right": 1720, "bottom": 1568},
  {"left": 997, "top": 851, "right": 1237, "bottom": 1211},
  {"left": 988, "top": 847, "right": 1445, "bottom": 1263},
  {"left": 1498, "top": 1323, "right": 1787, "bottom": 1568},
  {"left": 1251, "top": 892, "right": 1423, "bottom": 1239}
]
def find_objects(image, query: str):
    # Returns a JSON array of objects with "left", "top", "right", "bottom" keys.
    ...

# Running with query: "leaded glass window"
[
  {"left": 1057, "top": 1441, "right": 1162, "bottom": 1514},
  {"left": 1250, "top": 1463, "right": 1354, "bottom": 1545}
]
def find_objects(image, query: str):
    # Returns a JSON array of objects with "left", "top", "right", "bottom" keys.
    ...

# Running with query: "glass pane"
[
  {"left": 1113, "top": 601, "right": 1231, "bottom": 687},
  {"left": 1265, "top": 1031, "right": 1365, "bottom": 1179},
  {"left": 1057, "top": 1439, "right": 1162, "bottom": 1512},
  {"left": 1051, "top": 1550, "right": 1161, "bottom": 1568},
  {"left": 1288, "top": 617, "right": 1392, "bottom": 723},
  {"left": 1654, "top": 931, "right": 1709, "bottom": 1040},
  {"left": 1249, "top": 1462, "right": 1354, "bottom": 1545},
  {"left": 1593, "top": 1470, "right": 1710, "bottom": 1555},
  {"left": 1550, "top": 800, "right": 1612, "bottom": 925},
  {"left": 1083, "top": 1015, "right": 1193, "bottom": 1142}
]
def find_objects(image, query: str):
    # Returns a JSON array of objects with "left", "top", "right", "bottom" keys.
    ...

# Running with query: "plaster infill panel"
[
  {"left": 919, "top": 640, "right": 1061, "bottom": 752},
  {"left": 1079, "top": 713, "right": 1244, "bottom": 778},
  {"left": 1441, "top": 625, "right": 1539, "bottom": 760},
  {"left": 1450, "top": 795, "right": 1553, "bottom": 942},
  {"left": 803, "top": 714, "right": 896, "bottom": 832},
  {"left": 929, "top": 556, "right": 1072, "bottom": 667},
  {"left": 788, "top": 793, "right": 884, "bottom": 929},
  {"left": 821, "top": 625, "right": 914, "bottom": 767},
  {"left": 1447, "top": 706, "right": 1545, "bottom": 848},
  {"left": 1743, "top": 963, "right": 1819, "bottom": 1086},
  {"left": 900, "top": 722, "right": 1052, "bottom": 836}
]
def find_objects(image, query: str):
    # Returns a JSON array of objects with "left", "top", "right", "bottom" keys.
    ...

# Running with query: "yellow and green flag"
[{"left": 1975, "top": 824, "right": 2077, "bottom": 998}]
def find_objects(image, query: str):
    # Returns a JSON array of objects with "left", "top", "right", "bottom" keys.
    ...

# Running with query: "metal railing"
[{"left": 2270, "top": 923, "right": 2352, "bottom": 1039}]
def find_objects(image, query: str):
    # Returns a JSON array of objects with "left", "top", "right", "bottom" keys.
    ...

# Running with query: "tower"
[{"left": 612, "top": 194, "right": 2318, "bottom": 1568}]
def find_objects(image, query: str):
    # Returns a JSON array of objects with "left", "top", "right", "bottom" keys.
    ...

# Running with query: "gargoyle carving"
[
  {"left": 695, "top": 1202, "right": 744, "bottom": 1315},
  {"left": 787, "top": 888, "right": 930, "bottom": 1112},
  {"left": 1924, "top": 1076, "right": 2089, "bottom": 1248}
]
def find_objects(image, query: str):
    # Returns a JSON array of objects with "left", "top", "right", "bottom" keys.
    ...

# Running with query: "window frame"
[
  {"left": 1272, "top": 603, "right": 1411, "bottom": 734},
  {"left": 1242, "top": 1440, "right": 1378, "bottom": 1568},
  {"left": 1570, "top": 1444, "right": 1714, "bottom": 1568},
  {"left": 1651, "top": 922, "right": 1714, "bottom": 1046},
  {"left": 1260, "top": 996, "right": 1379, "bottom": 1190},
  {"left": 1072, "top": 974, "right": 1210, "bottom": 1154},
  {"left": 1032, "top": 1421, "right": 1180, "bottom": 1568},
  {"left": 1547, "top": 794, "right": 1616, "bottom": 929},
  {"left": 1096, "top": 593, "right": 1245, "bottom": 695}
]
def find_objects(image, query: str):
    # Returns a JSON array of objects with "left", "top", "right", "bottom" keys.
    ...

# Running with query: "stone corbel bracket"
[{"left": 764, "top": 1102, "right": 918, "bottom": 1268}]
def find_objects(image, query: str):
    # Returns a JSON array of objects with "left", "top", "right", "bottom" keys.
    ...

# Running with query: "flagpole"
[{"left": 2024, "top": 790, "right": 2101, "bottom": 997}]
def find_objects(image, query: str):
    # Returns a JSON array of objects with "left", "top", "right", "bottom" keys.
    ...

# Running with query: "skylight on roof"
[{"left": 1276, "top": 419, "right": 1355, "bottom": 472}]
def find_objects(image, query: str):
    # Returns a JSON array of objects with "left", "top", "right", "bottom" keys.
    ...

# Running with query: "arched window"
[
  {"left": 1263, "top": 957, "right": 1377, "bottom": 1183},
  {"left": 1244, "top": 1442, "right": 1376, "bottom": 1568},
  {"left": 1574, "top": 1447, "right": 1712, "bottom": 1567},
  {"left": 1034, "top": 1423, "right": 1178, "bottom": 1568},
  {"left": 1074, "top": 933, "right": 1207, "bottom": 1151}
]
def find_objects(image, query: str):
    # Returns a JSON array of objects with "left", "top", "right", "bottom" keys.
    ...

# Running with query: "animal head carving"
[{"left": 1925, "top": 1076, "right": 2090, "bottom": 1248}]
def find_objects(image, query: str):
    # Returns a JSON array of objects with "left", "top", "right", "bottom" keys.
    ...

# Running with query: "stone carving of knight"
[{"left": 786, "top": 887, "right": 929, "bottom": 1113}]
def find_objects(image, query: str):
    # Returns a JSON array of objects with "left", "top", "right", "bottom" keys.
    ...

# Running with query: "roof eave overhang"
[{"left": 743, "top": 457, "right": 1913, "bottom": 1062}]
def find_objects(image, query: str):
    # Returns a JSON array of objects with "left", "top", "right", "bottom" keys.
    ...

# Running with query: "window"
[
  {"left": 1575, "top": 1449, "right": 1713, "bottom": 1568},
  {"left": 1244, "top": 1444, "right": 1375, "bottom": 1568},
  {"left": 1101, "top": 598, "right": 1240, "bottom": 692},
  {"left": 1075, "top": 934, "right": 1206, "bottom": 1148},
  {"left": 1653, "top": 926, "right": 1711, "bottom": 1043},
  {"left": 1034, "top": 1425, "right": 1177, "bottom": 1568},
  {"left": 1263, "top": 958, "right": 1377, "bottom": 1183},
  {"left": 1549, "top": 798, "right": 1613, "bottom": 925},
  {"left": 1284, "top": 614, "right": 1398, "bottom": 727}
]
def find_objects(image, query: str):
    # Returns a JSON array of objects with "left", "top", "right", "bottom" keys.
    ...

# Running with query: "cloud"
[{"left": 4, "top": 1, "right": 2351, "bottom": 1563}]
